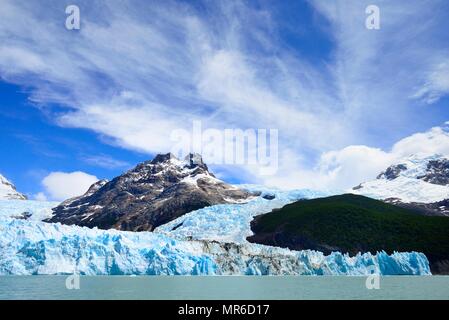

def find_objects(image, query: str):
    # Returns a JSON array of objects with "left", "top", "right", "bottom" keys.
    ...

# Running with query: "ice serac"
[
  {"left": 351, "top": 154, "right": 449, "bottom": 216},
  {"left": 0, "top": 174, "right": 27, "bottom": 200},
  {"left": 0, "top": 216, "right": 430, "bottom": 275},
  {"left": 47, "top": 153, "right": 255, "bottom": 231}
]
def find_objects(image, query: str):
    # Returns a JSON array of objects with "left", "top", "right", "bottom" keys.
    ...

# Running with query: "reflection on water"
[{"left": 0, "top": 276, "right": 448, "bottom": 300}]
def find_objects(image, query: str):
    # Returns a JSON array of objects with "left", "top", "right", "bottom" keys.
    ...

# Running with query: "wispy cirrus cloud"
[
  {"left": 413, "top": 60, "right": 449, "bottom": 104},
  {"left": 81, "top": 154, "right": 130, "bottom": 170},
  {"left": 0, "top": 0, "right": 449, "bottom": 190}
]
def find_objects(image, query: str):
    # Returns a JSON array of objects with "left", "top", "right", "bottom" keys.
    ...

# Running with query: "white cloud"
[
  {"left": 309, "top": 0, "right": 449, "bottom": 133},
  {"left": 392, "top": 125, "right": 449, "bottom": 158},
  {"left": 81, "top": 154, "right": 130, "bottom": 169},
  {"left": 32, "top": 192, "right": 48, "bottom": 201},
  {"left": 42, "top": 171, "right": 98, "bottom": 201},
  {"left": 413, "top": 60, "right": 449, "bottom": 104},
  {"left": 0, "top": 0, "right": 448, "bottom": 189},
  {"left": 261, "top": 124, "right": 449, "bottom": 191},
  {"left": 316, "top": 146, "right": 394, "bottom": 189},
  {"left": 0, "top": 0, "right": 349, "bottom": 160},
  {"left": 260, "top": 146, "right": 393, "bottom": 191}
]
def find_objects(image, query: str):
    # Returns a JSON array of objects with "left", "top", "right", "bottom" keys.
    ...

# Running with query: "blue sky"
[{"left": 1, "top": 0, "right": 449, "bottom": 200}]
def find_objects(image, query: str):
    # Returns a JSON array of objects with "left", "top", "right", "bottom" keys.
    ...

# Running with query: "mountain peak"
[
  {"left": 351, "top": 153, "right": 449, "bottom": 205},
  {"left": 0, "top": 173, "right": 27, "bottom": 200},
  {"left": 183, "top": 153, "right": 206, "bottom": 170},
  {"left": 147, "top": 152, "right": 208, "bottom": 173},
  {"left": 375, "top": 154, "right": 449, "bottom": 184},
  {"left": 48, "top": 152, "right": 254, "bottom": 231},
  {"left": 150, "top": 152, "right": 178, "bottom": 164}
]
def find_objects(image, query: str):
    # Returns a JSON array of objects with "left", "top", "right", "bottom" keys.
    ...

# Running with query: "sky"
[{"left": 0, "top": 0, "right": 449, "bottom": 201}]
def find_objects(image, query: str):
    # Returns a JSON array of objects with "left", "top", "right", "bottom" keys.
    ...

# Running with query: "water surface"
[{"left": 1, "top": 276, "right": 449, "bottom": 300}]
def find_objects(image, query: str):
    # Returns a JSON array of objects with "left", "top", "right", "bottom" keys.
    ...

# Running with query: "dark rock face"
[
  {"left": 262, "top": 194, "right": 276, "bottom": 200},
  {"left": 377, "top": 164, "right": 407, "bottom": 180},
  {"left": 11, "top": 212, "right": 32, "bottom": 220},
  {"left": 46, "top": 153, "right": 254, "bottom": 231},
  {"left": 388, "top": 198, "right": 449, "bottom": 217},
  {"left": 417, "top": 159, "right": 449, "bottom": 185},
  {"left": 375, "top": 159, "right": 449, "bottom": 185}
]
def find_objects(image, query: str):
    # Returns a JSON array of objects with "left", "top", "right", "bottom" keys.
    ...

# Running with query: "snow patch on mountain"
[
  {"left": 351, "top": 154, "right": 449, "bottom": 203},
  {"left": 0, "top": 174, "right": 26, "bottom": 200},
  {"left": 352, "top": 176, "right": 449, "bottom": 203}
]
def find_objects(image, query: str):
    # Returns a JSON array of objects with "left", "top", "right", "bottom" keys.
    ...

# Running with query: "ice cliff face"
[
  {"left": 0, "top": 217, "right": 430, "bottom": 275},
  {"left": 0, "top": 199, "right": 431, "bottom": 275}
]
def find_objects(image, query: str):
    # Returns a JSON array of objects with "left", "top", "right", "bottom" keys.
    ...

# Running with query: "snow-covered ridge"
[
  {"left": 352, "top": 154, "right": 449, "bottom": 203},
  {"left": 0, "top": 174, "right": 26, "bottom": 200}
]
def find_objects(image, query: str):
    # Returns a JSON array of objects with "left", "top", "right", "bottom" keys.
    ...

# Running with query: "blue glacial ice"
[
  {"left": 155, "top": 185, "right": 331, "bottom": 243},
  {"left": 0, "top": 217, "right": 218, "bottom": 275},
  {"left": 0, "top": 217, "right": 430, "bottom": 275},
  {"left": 0, "top": 197, "right": 431, "bottom": 275}
]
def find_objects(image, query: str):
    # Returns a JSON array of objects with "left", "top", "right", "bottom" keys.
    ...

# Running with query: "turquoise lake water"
[{"left": 1, "top": 276, "right": 448, "bottom": 300}]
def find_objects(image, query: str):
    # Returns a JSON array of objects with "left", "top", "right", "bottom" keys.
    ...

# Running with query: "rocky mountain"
[
  {"left": 351, "top": 154, "right": 449, "bottom": 216},
  {"left": 0, "top": 174, "right": 26, "bottom": 200},
  {"left": 47, "top": 153, "right": 254, "bottom": 231}
]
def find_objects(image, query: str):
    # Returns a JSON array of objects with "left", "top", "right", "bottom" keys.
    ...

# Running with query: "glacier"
[
  {"left": 0, "top": 217, "right": 430, "bottom": 275},
  {"left": 154, "top": 185, "right": 331, "bottom": 243},
  {"left": 0, "top": 199, "right": 59, "bottom": 221},
  {"left": 0, "top": 196, "right": 432, "bottom": 275}
]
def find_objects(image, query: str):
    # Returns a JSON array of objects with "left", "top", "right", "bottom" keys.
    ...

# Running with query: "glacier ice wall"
[
  {"left": 0, "top": 196, "right": 432, "bottom": 276},
  {"left": 0, "top": 218, "right": 217, "bottom": 275},
  {"left": 0, "top": 215, "right": 430, "bottom": 275}
]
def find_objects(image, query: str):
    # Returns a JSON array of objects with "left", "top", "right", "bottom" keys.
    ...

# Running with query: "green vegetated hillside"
[{"left": 247, "top": 194, "right": 449, "bottom": 274}]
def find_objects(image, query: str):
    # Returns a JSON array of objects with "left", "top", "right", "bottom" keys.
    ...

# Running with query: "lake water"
[{"left": 1, "top": 276, "right": 449, "bottom": 300}]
